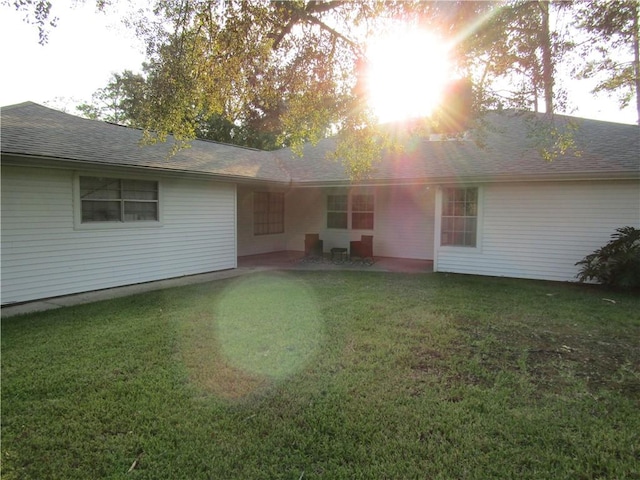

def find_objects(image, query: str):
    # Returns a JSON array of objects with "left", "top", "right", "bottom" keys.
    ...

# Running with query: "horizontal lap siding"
[
  {"left": 284, "top": 189, "right": 325, "bottom": 252},
  {"left": 1, "top": 166, "right": 236, "bottom": 304},
  {"left": 436, "top": 180, "right": 640, "bottom": 281}
]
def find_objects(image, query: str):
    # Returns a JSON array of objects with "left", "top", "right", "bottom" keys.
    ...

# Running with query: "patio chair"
[
  {"left": 304, "top": 233, "right": 324, "bottom": 262},
  {"left": 350, "top": 235, "right": 373, "bottom": 264}
]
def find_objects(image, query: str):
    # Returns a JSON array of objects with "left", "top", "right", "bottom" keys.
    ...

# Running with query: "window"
[
  {"left": 327, "top": 193, "right": 374, "bottom": 230},
  {"left": 80, "top": 176, "right": 159, "bottom": 223},
  {"left": 254, "top": 192, "right": 284, "bottom": 235},
  {"left": 351, "top": 194, "right": 374, "bottom": 230},
  {"left": 327, "top": 194, "right": 348, "bottom": 229},
  {"left": 441, "top": 187, "right": 478, "bottom": 247}
]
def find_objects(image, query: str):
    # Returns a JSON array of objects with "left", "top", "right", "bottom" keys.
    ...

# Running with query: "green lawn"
[{"left": 2, "top": 272, "right": 639, "bottom": 479}]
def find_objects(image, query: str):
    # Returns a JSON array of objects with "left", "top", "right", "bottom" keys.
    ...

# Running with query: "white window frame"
[
  {"left": 327, "top": 194, "right": 349, "bottom": 229},
  {"left": 326, "top": 192, "right": 375, "bottom": 231},
  {"left": 73, "top": 172, "right": 163, "bottom": 230},
  {"left": 436, "top": 185, "right": 483, "bottom": 250}
]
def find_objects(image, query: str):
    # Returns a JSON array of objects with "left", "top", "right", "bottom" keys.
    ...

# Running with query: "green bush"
[{"left": 576, "top": 226, "right": 640, "bottom": 288}]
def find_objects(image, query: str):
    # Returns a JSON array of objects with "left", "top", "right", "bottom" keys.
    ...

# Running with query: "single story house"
[{"left": 1, "top": 101, "right": 639, "bottom": 305}]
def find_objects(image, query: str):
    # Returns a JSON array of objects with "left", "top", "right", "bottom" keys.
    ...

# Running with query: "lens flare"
[
  {"left": 365, "top": 29, "right": 451, "bottom": 123},
  {"left": 214, "top": 272, "right": 324, "bottom": 381}
]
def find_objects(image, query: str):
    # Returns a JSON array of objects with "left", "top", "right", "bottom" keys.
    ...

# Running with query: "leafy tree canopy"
[
  {"left": 574, "top": 0, "right": 640, "bottom": 124},
  {"left": 7, "top": 0, "right": 639, "bottom": 176}
]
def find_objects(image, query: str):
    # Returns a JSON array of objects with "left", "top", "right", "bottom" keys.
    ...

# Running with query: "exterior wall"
[
  {"left": 283, "top": 188, "right": 325, "bottom": 253},
  {"left": 1, "top": 164, "right": 237, "bottom": 305},
  {"left": 435, "top": 180, "right": 640, "bottom": 282},
  {"left": 375, "top": 184, "right": 435, "bottom": 260},
  {"left": 236, "top": 185, "right": 290, "bottom": 256}
]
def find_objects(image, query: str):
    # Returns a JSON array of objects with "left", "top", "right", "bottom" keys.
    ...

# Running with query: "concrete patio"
[{"left": 238, "top": 251, "right": 434, "bottom": 274}]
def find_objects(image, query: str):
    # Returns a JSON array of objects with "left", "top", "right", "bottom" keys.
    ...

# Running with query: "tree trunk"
[
  {"left": 539, "top": 0, "right": 554, "bottom": 114},
  {"left": 632, "top": 0, "right": 640, "bottom": 125}
]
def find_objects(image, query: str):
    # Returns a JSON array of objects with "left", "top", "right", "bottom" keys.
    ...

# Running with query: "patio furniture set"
[{"left": 303, "top": 233, "right": 374, "bottom": 265}]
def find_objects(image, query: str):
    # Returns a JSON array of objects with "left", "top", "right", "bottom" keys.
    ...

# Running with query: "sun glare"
[{"left": 365, "top": 29, "right": 451, "bottom": 123}]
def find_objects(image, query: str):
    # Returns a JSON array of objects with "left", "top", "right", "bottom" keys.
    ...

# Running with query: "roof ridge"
[{"left": 1, "top": 101, "right": 42, "bottom": 111}]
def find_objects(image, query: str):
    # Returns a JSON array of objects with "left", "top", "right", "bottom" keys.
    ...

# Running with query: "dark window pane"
[
  {"left": 352, "top": 212, "right": 374, "bottom": 230},
  {"left": 327, "top": 212, "right": 348, "bottom": 229},
  {"left": 465, "top": 201, "right": 477, "bottom": 216},
  {"left": 82, "top": 200, "right": 121, "bottom": 222},
  {"left": 442, "top": 202, "right": 454, "bottom": 216},
  {"left": 466, "top": 188, "right": 478, "bottom": 203},
  {"left": 80, "top": 177, "right": 121, "bottom": 200},
  {"left": 124, "top": 202, "right": 158, "bottom": 221},
  {"left": 352, "top": 194, "right": 374, "bottom": 212},
  {"left": 327, "top": 195, "right": 348, "bottom": 211},
  {"left": 123, "top": 180, "right": 158, "bottom": 200},
  {"left": 464, "top": 230, "right": 477, "bottom": 247}
]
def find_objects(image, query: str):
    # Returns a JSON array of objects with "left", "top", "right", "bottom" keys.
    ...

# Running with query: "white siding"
[
  {"left": 375, "top": 185, "right": 434, "bottom": 260},
  {"left": 435, "top": 180, "right": 640, "bottom": 282},
  {"left": 284, "top": 188, "right": 325, "bottom": 253},
  {"left": 1, "top": 165, "right": 237, "bottom": 305}
]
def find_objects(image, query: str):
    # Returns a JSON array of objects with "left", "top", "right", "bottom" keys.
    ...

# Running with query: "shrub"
[{"left": 576, "top": 226, "right": 640, "bottom": 288}]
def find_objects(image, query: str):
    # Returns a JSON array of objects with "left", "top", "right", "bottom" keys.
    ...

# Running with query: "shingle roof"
[
  {"left": 0, "top": 102, "right": 289, "bottom": 182},
  {"left": 277, "top": 111, "right": 640, "bottom": 184},
  {"left": 2, "top": 102, "right": 638, "bottom": 185}
]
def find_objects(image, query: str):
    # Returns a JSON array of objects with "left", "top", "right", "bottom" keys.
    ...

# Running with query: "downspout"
[{"left": 433, "top": 186, "right": 442, "bottom": 273}]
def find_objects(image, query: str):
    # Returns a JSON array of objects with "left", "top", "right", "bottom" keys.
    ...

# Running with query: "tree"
[
  {"left": 76, "top": 70, "right": 146, "bottom": 125},
  {"left": 467, "top": 0, "right": 575, "bottom": 115},
  {"left": 575, "top": 0, "right": 640, "bottom": 125},
  {"left": 75, "top": 68, "right": 284, "bottom": 149},
  {"left": 3, "top": 0, "right": 57, "bottom": 44},
  {"left": 9, "top": 0, "right": 606, "bottom": 173},
  {"left": 128, "top": 1, "right": 393, "bottom": 155}
]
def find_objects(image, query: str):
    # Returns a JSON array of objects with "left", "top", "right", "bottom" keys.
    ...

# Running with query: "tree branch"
[
  {"left": 269, "top": 1, "right": 355, "bottom": 52},
  {"left": 303, "top": 14, "right": 360, "bottom": 52}
]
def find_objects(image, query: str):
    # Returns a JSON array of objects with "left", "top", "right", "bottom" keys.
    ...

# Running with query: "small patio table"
[{"left": 330, "top": 247, "right": 348, "bottom": 263}]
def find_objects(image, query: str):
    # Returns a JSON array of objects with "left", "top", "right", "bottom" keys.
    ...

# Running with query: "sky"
[
  {"left": 0, "top": 1, "right": 146, "bottom": 110},
  {"left": 0, "top": 1, "right": 637, "bottom": 125}
]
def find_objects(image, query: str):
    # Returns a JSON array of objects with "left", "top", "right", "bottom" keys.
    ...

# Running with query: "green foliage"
[
  {"left": 2, "top": 273, "right": 640, "bottom": 479},
  {"left": 524, "top": 112, "right": 581, "bottom": 161},
  {"left": 576, "top": 226, "right": 640, "bottom": 288},
  {"left": 76, "top": 70, "right": 146, "bottom": 126},
  {"left": 574, "top": 0, "right": 640, "bottom": 124},
  {"left": 2, "top": 0, "right": 56, "bottom": 44},
  {"left": 12, "top": 1, "right": 636, "bottom": 171}
]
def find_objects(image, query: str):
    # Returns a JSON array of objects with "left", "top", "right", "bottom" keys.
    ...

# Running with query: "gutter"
[
  {"left": 287, "top": 171, "right": 640, "bottom": 188},
  {"left": 3, "top": 152, "right": 638, "bottom": 188},
  {"left": 0, "top": 152, "right": 292, "bottom": 186}
]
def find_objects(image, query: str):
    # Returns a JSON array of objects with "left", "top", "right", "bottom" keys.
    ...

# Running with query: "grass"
[{"left": 2, "top": 271, "right": 639, "bottom": 479}]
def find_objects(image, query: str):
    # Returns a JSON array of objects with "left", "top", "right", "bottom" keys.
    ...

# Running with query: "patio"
[{"left": 238, "top": 251, "right": 434, "bottom": 274}]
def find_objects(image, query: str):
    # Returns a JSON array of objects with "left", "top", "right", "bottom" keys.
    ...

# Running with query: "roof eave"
[
  {"left": 0, "top": 152, "right": 292, "bottom": 186},
  {"left": 289, "top": 170, "right": 640, "bottom": 187}
]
